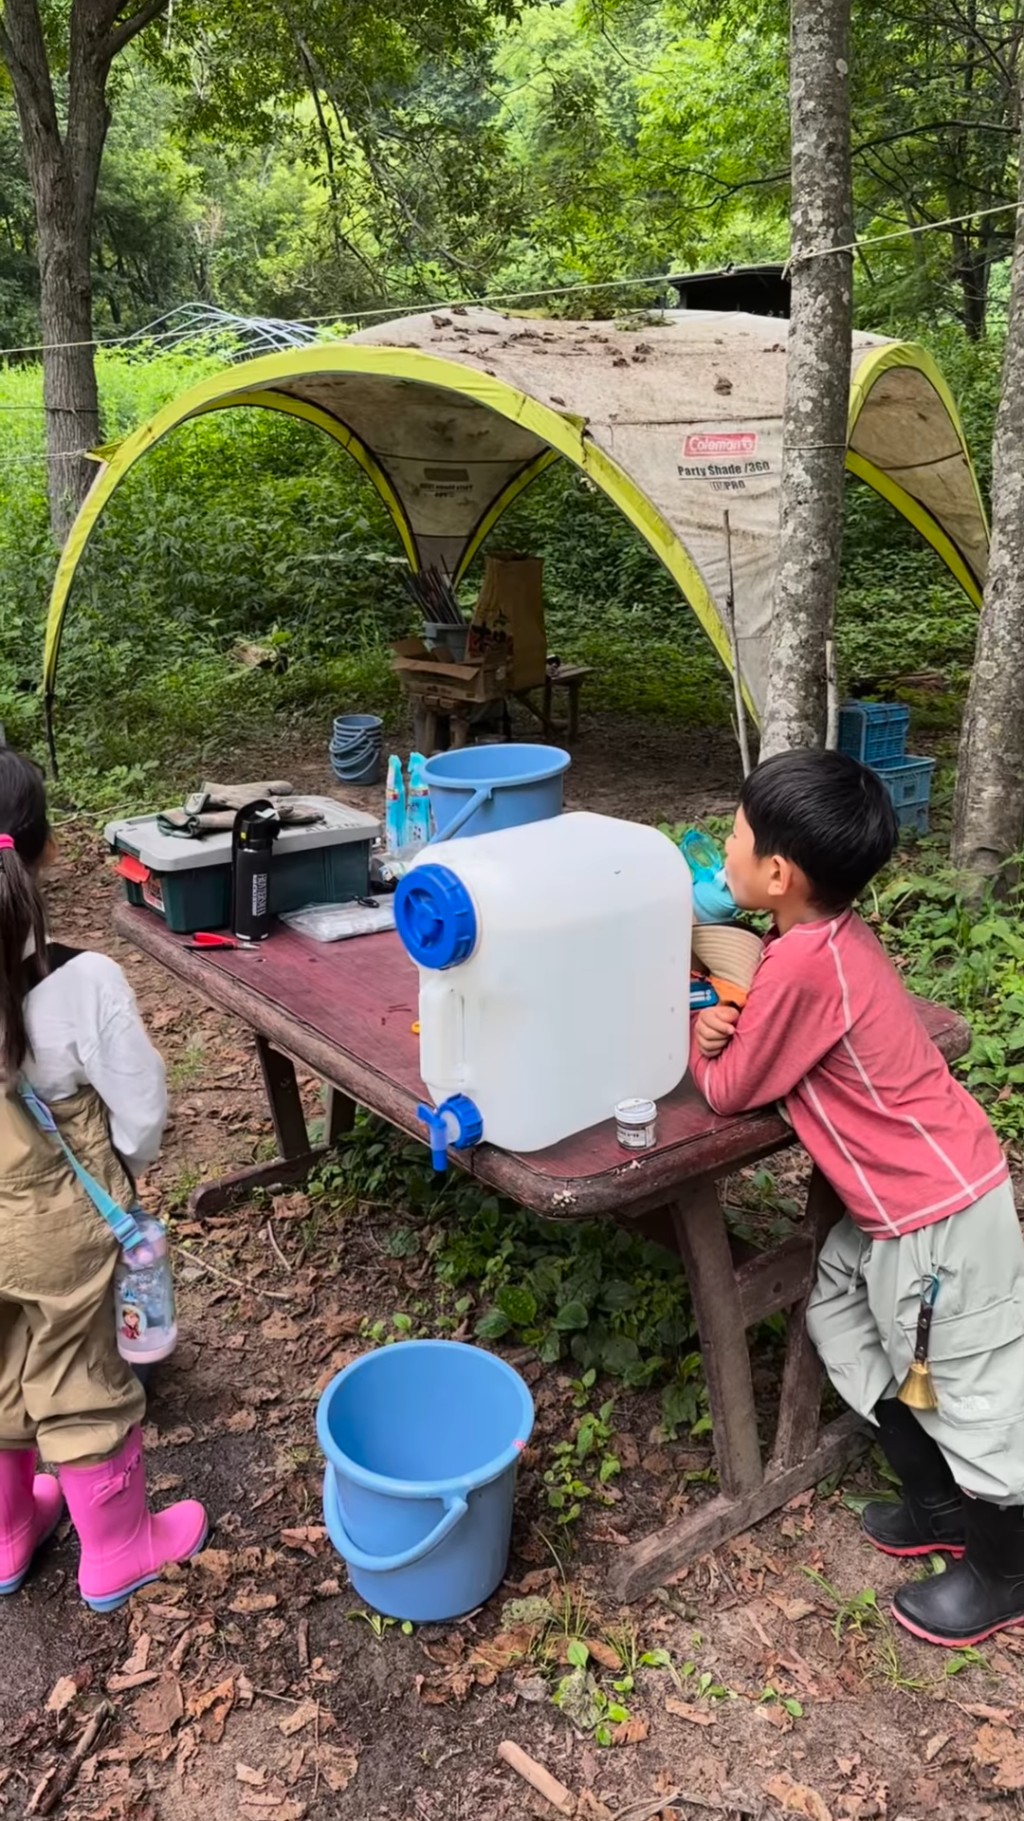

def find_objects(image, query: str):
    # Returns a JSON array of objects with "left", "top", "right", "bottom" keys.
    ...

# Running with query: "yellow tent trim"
[
  {"left": 454, "top": 448, "right": 561, "bottom": 583},
  {"left": 42, "top": 343, "right": 740, "bottom": 713},
  {"left": 188, "top": 389, "right": 420, "bottom": 572},
  {"left": 848, "top": 341, "right": 989, "bottom": 573},
  {"left": 845, "top": 451, "right": 983, "bottom": 607}
]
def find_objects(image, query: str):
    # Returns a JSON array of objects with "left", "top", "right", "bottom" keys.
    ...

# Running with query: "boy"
[{"left": 692, "top": 748, "right": 1024, "bottom": 1648}]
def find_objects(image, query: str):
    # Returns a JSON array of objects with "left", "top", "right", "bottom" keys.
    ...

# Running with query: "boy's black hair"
[{"left": 740, "top": 748, "right": 899, "bottom": 910}]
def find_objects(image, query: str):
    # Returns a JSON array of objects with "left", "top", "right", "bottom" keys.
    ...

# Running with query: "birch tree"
[{"left": 760, "top": 0, "right": 854, "bottom": 758}]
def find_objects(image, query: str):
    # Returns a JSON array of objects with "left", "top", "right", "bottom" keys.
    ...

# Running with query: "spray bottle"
[
  {"left": 405, "top": 752, "right": 433, "bottom": 847},
  {"left": 385, "top": 754, "right": 407, "bottom": 855}
]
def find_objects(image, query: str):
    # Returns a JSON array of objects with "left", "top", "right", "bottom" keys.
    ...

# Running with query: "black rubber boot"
[
  {"left": 893, "top": 1497, "right": 1024, "bottom": 1648},
  {"left": 861, "top": 1398, "right": 965, "bottom": 1559}
]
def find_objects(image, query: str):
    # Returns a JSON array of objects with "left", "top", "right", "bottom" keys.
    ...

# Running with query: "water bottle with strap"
[{"left": 19, "top": 1084, "right": 178, "bottom": 1365}]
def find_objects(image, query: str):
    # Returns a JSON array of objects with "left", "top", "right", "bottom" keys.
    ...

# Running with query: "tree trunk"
[
  {"left": 956, "top": 236, "right": 991, "bottom": 343},
  {"left": 760, "top": 0, "right": 854, "bottom": 759},
  {"left": 951, "top": 94, "right": 1024, "bottom": 879},
  {"left": 36, "top": 178, "right": 100, "bottom": 540},
  {"left": 0, "top": 1, "right": 174, "bottom": 543}
]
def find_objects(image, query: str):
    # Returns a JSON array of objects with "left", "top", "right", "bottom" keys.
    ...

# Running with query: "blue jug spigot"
[{"left": 417, "top": 1094, "right": 484, "bottom": 1172}]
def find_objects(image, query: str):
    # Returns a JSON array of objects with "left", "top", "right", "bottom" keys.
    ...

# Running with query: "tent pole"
[
  {"left": 723, "top": 512, "right": 752, "bottom": 778},
  {"left": 44, "top": 693, "right": 59, "bottom": 778}
]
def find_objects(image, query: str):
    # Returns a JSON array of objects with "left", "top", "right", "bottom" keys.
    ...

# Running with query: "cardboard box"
[{"left": 392, "top": 638, "right": 507, "bottom": 704}]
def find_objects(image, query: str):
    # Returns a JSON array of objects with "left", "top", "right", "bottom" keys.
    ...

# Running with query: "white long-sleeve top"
[{"left": 22, "top": 947, "right": 168, "bottom": 1174}]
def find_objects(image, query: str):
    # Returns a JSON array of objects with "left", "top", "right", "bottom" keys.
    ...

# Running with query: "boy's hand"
[{"left": 695, "top": 1004, "right": 740, "bottom": 1058}]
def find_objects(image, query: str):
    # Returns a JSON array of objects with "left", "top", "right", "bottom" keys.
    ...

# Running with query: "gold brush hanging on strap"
[{"left": 898, "top": 1274, "right": 940, "bottom": 1411}]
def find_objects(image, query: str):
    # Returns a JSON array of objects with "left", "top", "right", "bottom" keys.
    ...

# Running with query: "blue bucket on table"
[
  {"left": 317, "top": 1340, "right": 534, "bottom": 1621},
  {"left": 423, "top": 743, "right": 570, "bottom": 842}
]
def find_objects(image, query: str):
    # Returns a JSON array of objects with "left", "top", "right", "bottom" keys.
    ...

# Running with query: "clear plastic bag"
[{"left": 280, "top": 899, "right": 396, "bottom": 942}]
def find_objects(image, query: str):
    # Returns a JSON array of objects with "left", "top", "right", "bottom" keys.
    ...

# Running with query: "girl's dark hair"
[
  {"left": 740, "top": 748, "right": 899, "bottom": 911},
  {"left": 0, "top": 750, "right": 51, "bottom": 1079}
]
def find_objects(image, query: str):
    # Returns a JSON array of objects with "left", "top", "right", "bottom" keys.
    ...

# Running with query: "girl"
[{"left": 0, "top": 750, "right": 207, "bottom": 1611}]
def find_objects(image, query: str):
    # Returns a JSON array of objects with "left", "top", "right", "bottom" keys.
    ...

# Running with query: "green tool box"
[{"left": 106, "top": 796, "right": 380, "bottom": 935}]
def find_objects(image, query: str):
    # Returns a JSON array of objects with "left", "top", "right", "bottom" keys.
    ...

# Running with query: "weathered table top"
[{"left": 114, "top": 902, "right": 971, "bottom": 1218}]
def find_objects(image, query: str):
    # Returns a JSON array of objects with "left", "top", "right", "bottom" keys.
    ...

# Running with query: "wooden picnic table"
[{"left": 114, "top": 901, "right": 971, "bottom": 1601}]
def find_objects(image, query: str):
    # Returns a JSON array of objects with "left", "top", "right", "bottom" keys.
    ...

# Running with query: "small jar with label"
[{"left": 615, "top": 1098, "right": 658, "bottom": 1153}]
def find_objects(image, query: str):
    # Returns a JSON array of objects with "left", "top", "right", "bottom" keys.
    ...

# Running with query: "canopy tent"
[{"left": 42, "top": 308, "right": 989, "bottom": 726}]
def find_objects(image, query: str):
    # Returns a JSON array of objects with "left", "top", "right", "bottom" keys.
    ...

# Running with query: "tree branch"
[
  {"left": 106, "top": 0, "right": 169, "bottom": 61},
  {"left": 852, "top": 119, "right": 1017, "bottom": 156},
  {"left": 0, "top": 0, "right": 63, "bottom": 152}
]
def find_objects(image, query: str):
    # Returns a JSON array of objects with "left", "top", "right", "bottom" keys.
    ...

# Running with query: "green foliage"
[
  {"left": 310, "top": 1111, "right": 709, "bottom": 1442},
  {"left": 5, "top": 0, "right": 1020, "bottom": 346},
  {"left": 878, "top": 865, "right": 1024, "bottom": 1147},
  {"left": 544, "top": 1393, "right": 621, "bottom": 1526}
]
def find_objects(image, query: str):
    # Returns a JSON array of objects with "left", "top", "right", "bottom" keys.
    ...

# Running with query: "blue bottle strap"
[{"left": 18, "top": 1083, "right": 144, "bottom": 1251}]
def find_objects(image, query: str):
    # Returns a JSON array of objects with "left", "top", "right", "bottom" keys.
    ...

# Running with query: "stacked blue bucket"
[
  {"left": 838, "top": 701, "right": 934, "bottom": 834},
  {"left": 329, "top": 713, "right": 383, "bottom": 787}
]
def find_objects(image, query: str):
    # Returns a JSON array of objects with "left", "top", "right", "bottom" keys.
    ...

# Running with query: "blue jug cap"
[
  {"left": 417, "top": 1095, "right": 484, "bottom": 1171},
  {"left": 395, "top": 864, "right": 476, "bottom": 970}
]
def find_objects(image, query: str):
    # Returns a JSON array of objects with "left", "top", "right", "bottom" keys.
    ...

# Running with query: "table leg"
[
  {"left": 672, "top": 1182, "right": 763, "bottom": 1497},
  {"left": 257, "top": 1035, "right": 310, "bottom": 1157},
  {"left": 189, "top": 1039, "right": 354, "bottom": 1218},
  {"left": 542, "top": 677, "right": 554, "bottom": 738},
  {"left": 325, "top": 1086, "right": 356, "bottom": 1146},
  {"left": 567, "top": 682, "right": 581, "bottom": 741},
  {"left": 609, "top": 1173, "right": 866, "bottom": 1601},
  {"left": 770, "top": 1168, "right": 845, "bottom": 1470}
]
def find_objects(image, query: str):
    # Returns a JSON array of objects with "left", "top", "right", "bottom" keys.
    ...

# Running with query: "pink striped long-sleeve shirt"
[{"left": 690, "top": 910, "right": 1007, "bottom": 1239}]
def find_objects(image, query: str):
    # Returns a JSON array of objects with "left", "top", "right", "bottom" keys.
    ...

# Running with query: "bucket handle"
[
  {"left": 324, "top": 1471, "right": 469, "bottom": 1573},
  {"left": 427, "top": 784, "right": 493, "bottom": 844}
]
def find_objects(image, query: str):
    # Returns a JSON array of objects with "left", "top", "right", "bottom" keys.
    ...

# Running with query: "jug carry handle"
[
  {"left": 427, "top": 784, "right": 493, "bottom": 843},
  {"left": 324, "top": 1472, "right": 469, "bottom": 1572},
  {"left": 419, "top": 976, "right": 465, "bottom": 1086}
]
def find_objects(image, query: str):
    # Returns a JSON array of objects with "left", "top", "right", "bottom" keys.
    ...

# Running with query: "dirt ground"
[{"left": 1, "top": 716, "right": 1022, "bottom": 1821}]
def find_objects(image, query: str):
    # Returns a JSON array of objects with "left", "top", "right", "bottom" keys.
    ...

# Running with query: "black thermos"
[{"left": 232, "top": 800, "right": 281, "bottom": 942}]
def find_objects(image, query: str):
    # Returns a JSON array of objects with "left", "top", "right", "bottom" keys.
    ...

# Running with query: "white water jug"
[{"left": 394, "top": 811, "right": 692, "bottom": 1156}]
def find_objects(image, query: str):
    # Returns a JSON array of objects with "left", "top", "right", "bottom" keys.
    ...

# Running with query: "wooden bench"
[
  {"left": 114, "top": 903, "right": 970, "bottom": 1600},
  {"left": 513, "top": 664, "right": 592, "bottom": 742}
]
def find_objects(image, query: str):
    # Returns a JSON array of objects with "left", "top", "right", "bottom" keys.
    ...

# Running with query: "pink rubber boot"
[
  {"left": 0, "top": 1449, "right": 64, "bottom": 1594},
  {"left": 59, "top": 1427, "right": 208, "bottom": 1613}
]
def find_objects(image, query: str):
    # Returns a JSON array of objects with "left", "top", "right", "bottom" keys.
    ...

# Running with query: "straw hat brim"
[{"left": 692, "top": 923, "right": 765, "bottom": 992}]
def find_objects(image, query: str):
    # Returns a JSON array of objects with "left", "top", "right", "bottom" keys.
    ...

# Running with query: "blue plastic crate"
[
  {"left": 876, "top": 755, "right": 935, "bottom": 835},
  {"left": 838, "top": 700, "right": 910, "bottom": 767}
]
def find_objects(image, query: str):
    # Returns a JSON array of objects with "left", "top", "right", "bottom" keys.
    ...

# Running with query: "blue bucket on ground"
[
  {"left": 329, "top": 713, "right": 383, "bottom": 787},
  {"left": 317, "top": 1340, "right": 534, "bottom": 1621},
  {"left": 423, "top": 743, "right": 570, "bottom": 842}
]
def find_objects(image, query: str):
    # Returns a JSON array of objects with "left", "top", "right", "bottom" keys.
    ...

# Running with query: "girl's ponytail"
[{"left": 0, "top": 751, "right": 51, "bottom": 1080}]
